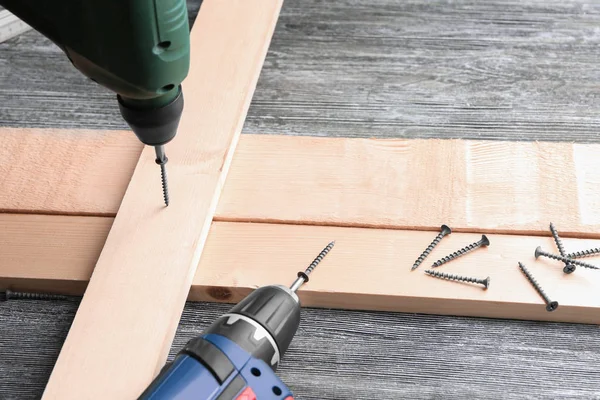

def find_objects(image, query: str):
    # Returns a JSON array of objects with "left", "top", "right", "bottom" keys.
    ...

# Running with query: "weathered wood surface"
[{"left": 2, "top": 0, "right": 600, "bottom": 399}]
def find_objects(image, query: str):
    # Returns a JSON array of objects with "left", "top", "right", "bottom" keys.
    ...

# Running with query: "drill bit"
[
  {"left": 154, "top": 145, "right": 170, "bottom": 206},
  {"left": 290, "top": 241, "right": 335, "bottom": 293}
]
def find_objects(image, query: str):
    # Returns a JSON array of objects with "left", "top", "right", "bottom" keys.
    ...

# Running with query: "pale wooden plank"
[
  {"left": 0, "top": 128, "right": 140, "bottom": 215},
  {"left": 41, "top": 0, "right": 283, "bottom": 398},
  {"left": 0, "top": 214, "right": 110, "bottom": 295},
  {"left": 3, "top": 132, "right": 600, "bottom": 237},
  {"left": 218, "top": 135, "right": 598, "bottom": 237},
  {"left": 2, "top": 216, "right": 600, "bottom": 324}
]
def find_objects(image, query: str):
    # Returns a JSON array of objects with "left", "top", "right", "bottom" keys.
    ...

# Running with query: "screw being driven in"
[
  {"left": 412, "top": 225, "right": 452, "bottom": 271},
  {"left": 566, "top": 247, "right": 600, "bottom": 259},
  {"left": 155, "top": 145, "right": 170, "bottom": 207},
  {"left": 518, "top": 262, "right": 558, "bottom": 312},
  {"left": 290, "top": 241, "right": 335, "bottom": 293},
  {"left": 432, "top": 234, "right": 490, "bottom": 268},
  {"left": 549, "top": 223, "right": 576, "bottom": 274},
  {"left": 535, "top": 247, "right": 600, "bottom": 270},
  {"left": 424, "top": 270, "right": 490, "bottom": 289}
]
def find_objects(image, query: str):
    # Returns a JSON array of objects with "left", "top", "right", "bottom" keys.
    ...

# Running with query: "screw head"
[
  {"left": 440, "top": 225, "right": 452, "bottom": 236},
  {"left": 546, "top": 301, "right": 559, "bottom": 312},
  {"left": 480, "top": 235, "right": 490, "bottom": 246},
  {"left": 483, "top": 277, "right": 490, "bottom": 290},
  {"left": 534, "top": 246, "right": 543, "bottom": 259},
  {"left": 563, "top": 264, "right": 576, "bottom": 274}
]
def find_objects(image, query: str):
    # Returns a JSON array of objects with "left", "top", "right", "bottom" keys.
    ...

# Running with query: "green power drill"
[{"left": 1, "top": 0, "right": 191, "bottom": 206}]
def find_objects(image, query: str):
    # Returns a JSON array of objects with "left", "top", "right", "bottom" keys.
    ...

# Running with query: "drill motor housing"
[{"left": 139, "top": 285, "right": 301, "bottom": 400}]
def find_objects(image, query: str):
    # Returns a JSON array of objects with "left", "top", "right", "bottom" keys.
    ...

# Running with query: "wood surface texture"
[
  {"left": 2, "top": 0, "right": 600, "bottom": 399},
  {"left": 3, "top": 216, "right": 600, "bottom": 324},
  {"left": 0, "top": 128, "right": 141, "bottom": 215},
  {"left": 42, "top": 1, "right": 283, "bottom": 398},
  {"left": 4, "top": 130, "right": 600, "bottom": 238}
]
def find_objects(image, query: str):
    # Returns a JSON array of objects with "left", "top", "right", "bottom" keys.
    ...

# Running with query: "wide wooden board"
[
  {"left": 3, "top": 131, "right": 600, "bottom": 237},
  {"left": 41, "top": 0, "right": 283, "bottom": 399},
  {"left": 3, "top": 215, "right": 599, "bottom": 324}
]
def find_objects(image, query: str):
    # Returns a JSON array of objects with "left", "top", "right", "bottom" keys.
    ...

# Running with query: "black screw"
[
  {"left": 290, "top": 241, "right": 335, "bottom": 293},
  {"left": 549, "top": 223, "right": 576, "bottom": 274},
  {"left": 518, "top": 262, "right": 558, "bottom": 312},
  {"left": 412, "top": 225, "right": 452, "bottom": 270},
  {"left": 535, "top": 247, "right": 600, "bottom": 270},
  {"left": 424, "top": 270, "right": 490, "bottom": 289},
  {"left": 432, "top": 235, "right": 490, "bottom": 268},
  {"left": 0, "top": 289, "right": 69, "bottom": 301},
  {"left": 566, "top": 247, "right": 600, "bottom": 259}
]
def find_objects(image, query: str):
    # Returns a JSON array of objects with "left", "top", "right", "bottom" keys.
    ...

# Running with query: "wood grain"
[
  {"left": 0, "top": 128, "right": 140, "bottom": 215},
  {"left": 3, "top": 1, "right": 600, "bottom": 399},
  {"left": 41, "top": 1, "right": 283, "bottom": 398},
  {"left": 3, "top": 131, "right": 600, "bottom": 237},
  {"left": 3, "top": 216, "right": 600, "bottom": 324}
]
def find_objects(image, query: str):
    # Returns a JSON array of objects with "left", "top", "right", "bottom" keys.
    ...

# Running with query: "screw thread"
[
  {"left": 537, "top": 248, "right": 599, "bottom": 270},
  {"left": 433, "top": 241, "right": 480, "bottom": 267},
  {"left": 518, "top": 262, "right": 551, "bottom": 304},
  {"left": 566, "top": 248, "right": 600, "bottom": 259},
  {"left": 304, "top": 241, "right": 335, "bottom": 276},
  {"left": 424, "top": 270, "right": 488, "bottom": 288},
  {"left": 2, "top": 290, "right": 68, "bottom": 301},
  {"left": 549, "top": 223, "right": 575, "bottom": 272},
  {"left": 159, "top": 163, "right": 170, "bottom": 207},
  {"left": 412, "top": 233, "right": 443, "bottom": 270}
]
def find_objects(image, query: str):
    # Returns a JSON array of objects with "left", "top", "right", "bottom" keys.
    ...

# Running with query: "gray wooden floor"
[{"left": 1, "top": 1, "right": 600, "bottom": 399}]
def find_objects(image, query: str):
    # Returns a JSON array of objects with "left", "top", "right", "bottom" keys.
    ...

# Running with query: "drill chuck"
[
  {"left": 118, "top": 86, "right": 184, "bottom": 146},
  {"left": 204, "top": 285, "right": 301, "bottom": 370}
]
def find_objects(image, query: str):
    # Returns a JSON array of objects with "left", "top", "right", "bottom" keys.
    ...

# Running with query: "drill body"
[
  {"left": 1, "top": 0, "right": 191, "bottom": 204},
  {"left": 139, "top": 285, "right": 300, "bottom": 400}
]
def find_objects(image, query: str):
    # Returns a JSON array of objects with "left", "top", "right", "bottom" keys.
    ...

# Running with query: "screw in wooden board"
[
  {"left": 549, "top": 223, "right": 576, "bottom": 274},
  {"left": 0, "top": 289, "right": 69, "bottom": 301},
  {"left": 411, "top": 225, "right": 452, "bottom": 270},
  {"left": 518, "top": 262, "right": 558, "bottom": 312},
  {"left": 424, "top": 269, "right": 490, "bottom": 289},
  {"left": 535, "top": 247, "right": 600, "bottom": 270},
  {"left": 431, "top": 234, "right": 490, "bottom": 268},
  {"left": 566, "top": 247, "right": 600, "bottom": 259}
]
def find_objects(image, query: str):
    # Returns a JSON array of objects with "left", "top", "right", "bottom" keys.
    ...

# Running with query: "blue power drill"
[{"left": 139, "top": 241, "right": 335, "bottom": 400}]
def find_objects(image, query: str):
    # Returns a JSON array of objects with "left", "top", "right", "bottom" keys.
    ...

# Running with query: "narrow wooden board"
[
  {"left": 42, "top": 0, "right": 283, "bottom": 399},
  {"left": 2, "top": 216, "right": 600, "bottom": 324},
  {"left": 3, "top": 131, "right": 600, "bottom": 237},
  {"left": 0, "top": 128, "right": 141, "bottom": 215}
]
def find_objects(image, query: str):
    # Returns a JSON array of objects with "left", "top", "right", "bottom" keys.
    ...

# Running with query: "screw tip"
[
  {"left": 411, "top": 264, "right": 419, "bottom": 271},
  {"left": 546, "top": 301, "right": 559, "bottom": 312},
  {"left": 534, "top": 246, "right": 542, "bottom": 259}
]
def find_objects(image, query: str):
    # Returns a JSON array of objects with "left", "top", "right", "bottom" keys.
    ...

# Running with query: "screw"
[
  {"left": 424, "top": 270, "right": 490, "bottom": 289},
  {"left": 518, "top": 262, "right": 558, "bottom": 312},
  {"left": 432, "top": 235, "right": 490, "bottom": 268},
  {"left": 535, "top": 247, "right": 600, "bottom": 270},
  {"left": 290, "top": 241, "right": 335, "bottom": 293},
  {"left": 412, "top": 225, "right": 452, "bottom": 270},
  {"left": 566, "top": 247, "right": 600, "bottom": 259},
  {"left": 155, "top": 145, "right": 170, "bottom": 207},
  {"left": 1, "top": 289, "right": 69, "bottom": 301},
  {"left": 549, "top": 223, "right": 576, "bottom": 274}
]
